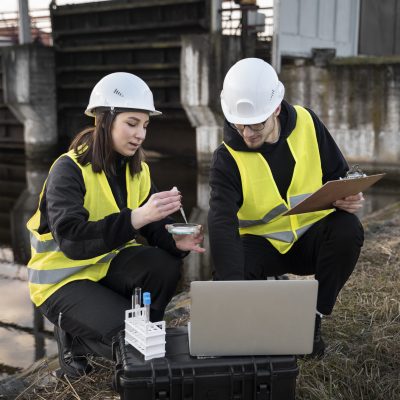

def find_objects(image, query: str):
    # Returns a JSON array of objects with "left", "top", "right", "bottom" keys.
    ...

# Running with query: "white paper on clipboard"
[{"left": 283, "top": 173, "right": 386, "bottom": 216}]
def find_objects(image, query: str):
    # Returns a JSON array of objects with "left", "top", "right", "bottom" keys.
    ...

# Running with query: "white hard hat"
[
  {"left": 220, "top": 58, "right": 284, "bottom": 124},
  {"left": 85, "top": 72, "right": 161, "bottom": 117}
]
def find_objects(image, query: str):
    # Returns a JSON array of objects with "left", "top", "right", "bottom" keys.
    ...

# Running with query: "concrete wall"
[
  {"left": 281, "top": 60, "right": 400, "bottom": 177},
  {"left": 2, "top": 44, "right": 57, "bottom": 160},
  {"left": 181, "top": 33, "right": 241, "bottom": 171}
]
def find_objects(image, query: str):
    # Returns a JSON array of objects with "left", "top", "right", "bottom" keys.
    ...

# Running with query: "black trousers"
[
  {"left": 242, "top": 210, "right": 364, "bottom": 315},
  {"left": 39, "top": 245, "right": 182, "bottom": 359}
]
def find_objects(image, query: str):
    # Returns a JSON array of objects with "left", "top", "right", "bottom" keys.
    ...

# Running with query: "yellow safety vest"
[
  {"left": 224, "top": 105, "right": 334, "bottom": 254},
  {"left": 26, "top": 150, "right": 151, "bottom": 306}
]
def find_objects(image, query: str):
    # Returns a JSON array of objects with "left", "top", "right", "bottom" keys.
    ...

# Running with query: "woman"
[{"left": 26, "top": 72, "right": 204, "bottom": 378}]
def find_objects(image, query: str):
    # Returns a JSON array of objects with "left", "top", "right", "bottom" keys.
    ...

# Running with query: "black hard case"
[{"left": 112, "top": 327, "right": 298, "bottom": 400}]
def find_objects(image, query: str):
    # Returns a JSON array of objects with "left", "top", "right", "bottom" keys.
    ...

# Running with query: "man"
[{"left": 208, "top": 58, "right": 364, "bottom": 357}]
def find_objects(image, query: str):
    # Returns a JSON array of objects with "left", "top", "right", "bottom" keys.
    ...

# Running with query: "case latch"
[
  {"left": 156, "top": 390, "right": 169, "bottom": 400},
  {"left": 256, "top": 383, "right": 269, "bottom": 399}
]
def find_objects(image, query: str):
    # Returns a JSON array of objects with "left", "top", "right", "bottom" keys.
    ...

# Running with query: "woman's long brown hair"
[{"left": 69, "top": 111, "right": 144, "bottom": 176}]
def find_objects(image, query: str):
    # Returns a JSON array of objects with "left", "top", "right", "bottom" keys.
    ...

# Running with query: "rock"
[
  {"left": 0, "top": 357, "right": 58, "bottom": 399},
  {"left": 165, "top": 290, "right": 190, "bottom": 326}
]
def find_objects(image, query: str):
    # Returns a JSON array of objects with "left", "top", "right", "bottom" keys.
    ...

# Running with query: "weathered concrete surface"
[
  {"left": 181, "top": 33, "right": 241, "bottom": 169},
  {"left": 281, "top": 62, "right": 400, "bottom": 177},
  {"left": 181, "top": 36, "right": 400, "bottom": 178},
  {"left": 2, "top": 44, "right": 57, "bottom": 160},
  {"left": 10, "top": 160, "right": 51, "bottom": 264}
]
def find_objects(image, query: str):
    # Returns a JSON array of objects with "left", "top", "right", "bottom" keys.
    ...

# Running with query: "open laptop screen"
[{"left": 189, "top": 280, "right": 318, "bottom": 356}]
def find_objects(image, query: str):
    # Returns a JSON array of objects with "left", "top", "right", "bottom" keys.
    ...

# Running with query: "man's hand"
[
  {"left": 333, "top": 192, "right": 364, "bottom": 213},
  {"left": 166, "top": 225, "right": 206, "bottom": 253}
]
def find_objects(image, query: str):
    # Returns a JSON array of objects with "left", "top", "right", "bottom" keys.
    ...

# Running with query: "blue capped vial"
[{"left": 143, "top": 292, "right": 151, "bottom": 322}]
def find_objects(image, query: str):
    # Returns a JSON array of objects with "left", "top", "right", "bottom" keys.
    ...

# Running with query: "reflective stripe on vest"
[
  {"left": 260, "top": 223, "right": 313, "bottom": 244},
  {"left": 238, "top": 194, "right": 312, "bottom": 228},
  {"left": 28, "top": 252, "right": 115, "bottom": 284},
  {"left": 262, "top": 230, "right": 295, "bottom": 243},
  {"left": 30, "top": 233, "right": 59, "bottom": 253},
  {"left": 239, "top": 203, "right": 288, "bottom": 228},
  {"left": 224, "top": 105, "right": 334, "bottom": 254},
  {"left": 290, "top": 193, "right": 312, "bottom": 207}
]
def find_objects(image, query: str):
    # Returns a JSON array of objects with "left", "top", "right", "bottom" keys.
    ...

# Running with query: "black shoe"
[
  {"left": 299, "top": 314, "right": 325, "bottom": 360},
  {"left": 266, "top": 275, "right": 289, "bottom": 280},
  {"left": 54, "top": 325, "right": 92, "bottom": 378},
  {"left": 310, "top": 314, "right": 325, "bottom": 358}
]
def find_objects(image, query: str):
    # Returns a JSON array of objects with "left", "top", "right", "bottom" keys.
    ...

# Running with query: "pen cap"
[{"left": 143, "top": 292, "right": 151, "bottom": 305}]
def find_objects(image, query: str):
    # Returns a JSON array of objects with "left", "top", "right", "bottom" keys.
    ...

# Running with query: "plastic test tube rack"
[{"left": 124, "top": 306, "right": 166, "bottom": 360}]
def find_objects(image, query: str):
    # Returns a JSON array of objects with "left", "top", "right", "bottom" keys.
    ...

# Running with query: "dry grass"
[
  {"left": 3, "top": 204, "right": 400, "bottom": 400},
  {"left": 297, "top": 207, "right": 400, "bottom": 400},
  {"left": 6, "top": 358, "right": 118, "bottom": 400}
]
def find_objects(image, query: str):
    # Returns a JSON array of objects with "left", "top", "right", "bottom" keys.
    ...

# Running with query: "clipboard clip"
[{"left": 341, "top": 164, "right": 366, "bottom": 180}]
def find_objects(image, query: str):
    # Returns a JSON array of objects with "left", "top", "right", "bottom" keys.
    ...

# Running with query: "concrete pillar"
[
  {"left": 10, "top": 160, "right": 50, "bottom": 264},
  {"left": 210, "top": 0, "right": 223, "bottom": 33},
  {"left": 2, "top": 44, "right": 57, "bottom": 263},
  {"left": 2, "top": 44, "right": 57, "bottom": 161},
  {"left": 180, "top": 34, "right": 241, "bottom": 280},
  {"left": 271, "top": 0, "right": 281, "bottom": 73},
  {"left": 181, "top": 33, "right": 241, "bottom": 171}
]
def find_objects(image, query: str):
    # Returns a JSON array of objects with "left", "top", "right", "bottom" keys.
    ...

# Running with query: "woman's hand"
[
  {"left": 131, "top": 188, "right": 181, "bottom": 229},
  {"left": 167, "top": 225, "right": 206, "bottom": 253},
  {"left": 333, "top": 192, "right": 364, "bottom": 213}
]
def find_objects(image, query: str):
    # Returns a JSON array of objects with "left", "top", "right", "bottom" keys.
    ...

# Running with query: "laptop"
[{"left": 188, "top": 279, "right": 318, "bottom": 356}]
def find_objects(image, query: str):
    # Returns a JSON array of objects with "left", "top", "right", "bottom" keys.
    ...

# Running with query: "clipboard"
[{"left": 283, "top": 173, "right": 386, "bottom": 216}]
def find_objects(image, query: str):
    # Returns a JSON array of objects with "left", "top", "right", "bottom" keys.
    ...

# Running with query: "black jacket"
[
  {"left": 37, "top": 155, "right": 186, "bottom": 260},
  {"left": 208, "top": 100, "right": 349, "bottom": 280}
]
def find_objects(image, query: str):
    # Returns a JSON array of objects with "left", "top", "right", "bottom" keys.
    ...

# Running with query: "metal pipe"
[{"left": 18, "top": 0, "right": 32, "bottom": 44}]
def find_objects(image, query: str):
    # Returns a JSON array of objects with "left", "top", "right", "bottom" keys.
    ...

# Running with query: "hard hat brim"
[
  {"left": 221, "top": 102, "right": 273, "bottom": 125},
  {"left": 85, "top": 107, "right": 162, "bottom": 117},
  {"left": 221, "top": 78, "right": 285, "bottom": 125}
]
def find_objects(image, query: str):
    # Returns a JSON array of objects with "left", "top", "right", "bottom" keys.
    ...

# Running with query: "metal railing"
[
  {"left": 0, "top": 3, "right": 274, "bottom": 45},
  {"left": 0, "top": 8, "right": 51, "bottom": 45},
  {"left": 220, "top": 1, "right": 273, "bottom": 41}
]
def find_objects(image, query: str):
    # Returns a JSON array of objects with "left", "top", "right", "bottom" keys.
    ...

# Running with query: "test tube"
[
  {"left": 134, "top": 287, "right": 142, "bottom": 309},
  {"left": 143, "top": 292, "right": 151, "bottom": 323}
]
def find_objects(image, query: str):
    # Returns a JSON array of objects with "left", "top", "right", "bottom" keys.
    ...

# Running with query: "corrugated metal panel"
[{"left": 276, "top": 0, "right": 360, "bottom": 58}]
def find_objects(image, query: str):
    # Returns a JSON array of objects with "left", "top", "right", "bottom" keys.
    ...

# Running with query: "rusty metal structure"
[
  {"left": 0, "top": 9, "right": 52, "bottom": 45},
  {"left": 220, "top": 0, "right": 273, "bottom": 59}
]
